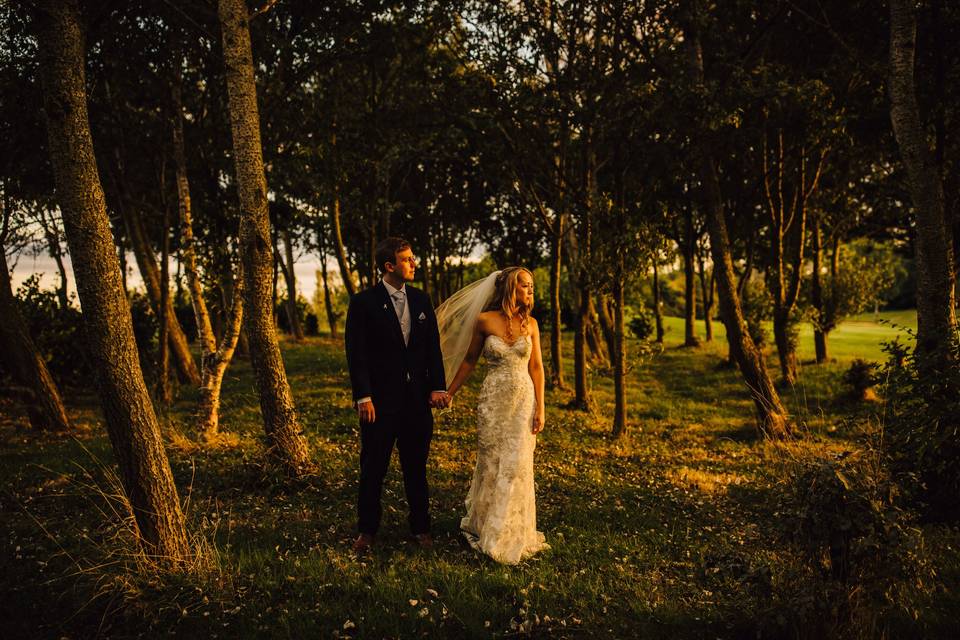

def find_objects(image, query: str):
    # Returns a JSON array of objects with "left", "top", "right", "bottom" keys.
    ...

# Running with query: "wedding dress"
[{"left": 460, "top": 333, "right": 549, "bottom": 564}]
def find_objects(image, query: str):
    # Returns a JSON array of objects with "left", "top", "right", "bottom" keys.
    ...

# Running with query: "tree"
[
  {"left": 759, "top": 126, "right": 827, "bottom": 384},
  {"left": 888, "top": 0, "right": 957, "bottom": 373},
  {"left": 218, "top": 0, "right": 310, "bottom": 472},
  {"left": 0, "top": 201, "right": 70, "bottom": 431},
  {"left": 808, "top": 238, "right": 902, "bottom": 361},
  {"left": 681, "top": 2, "right": 791, "bottom": 438},
  {"left": 695, "top": 234, "right": 716, "bottom": 341},
  {"left": 171, "top": 58, "right": 245, "bottom": 440},
  {"left": 669, "top": 203, "right": 702, "bottom": 347},
  {"left": 35, "top": 0, "right": 190, "bottom": 562}
]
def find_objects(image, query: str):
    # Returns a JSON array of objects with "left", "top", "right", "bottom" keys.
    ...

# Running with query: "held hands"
[
  {"left": 532, "top": 407, "right": 545, "bottom": 435},
  {"left": 358, "top": 393, "right": 450, "bottom": 422},
  {"left": 430, "top": 391, "right": 451, "bottom": 409},
  {"left": 357, "top": 400, "right": 376, "bottom": 424}
]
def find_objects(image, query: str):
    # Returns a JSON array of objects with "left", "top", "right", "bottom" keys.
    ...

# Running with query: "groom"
[{"left": 344, "top": 237, "right": 449, "bottom": 553}]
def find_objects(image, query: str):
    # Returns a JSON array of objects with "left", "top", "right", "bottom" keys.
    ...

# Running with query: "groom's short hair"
[{"left": 375, "top": 237, "right": 412, "bottom": 273}]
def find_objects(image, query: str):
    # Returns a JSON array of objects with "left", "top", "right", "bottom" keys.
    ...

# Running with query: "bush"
[
  {"left": 880, "top": 335, "right": 960, "bottom": 520},
  {"left": 13, "top": 276, "right": 88, "bottom": 387},
  {"left": 628, "top": 308, "right": 655, "bottom": 341},
  {"left": 275, "top": 295, "right": 312, "bottom": 335},
  {"left": 305, "top": 312, "right": 319, "bottom": 336},
  {"left": 777, "top": 449, "right": 934, "bottom": 636},
  {"left": 128, "top": 292, "right": 160, "bottom": 380},
  {"left": 843, "top": 359, "right": 879, "bottom": 401},
  {"left": 741, "top": 280, "right": 772, "bottom": 347}
]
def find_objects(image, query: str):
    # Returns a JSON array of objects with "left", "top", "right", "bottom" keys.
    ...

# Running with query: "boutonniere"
[
  {"left": 418, "top": 312, "right": 427, "bottom": 321},
  {"left": 383, "top": 304, "right": 389, "bottom": 310}
]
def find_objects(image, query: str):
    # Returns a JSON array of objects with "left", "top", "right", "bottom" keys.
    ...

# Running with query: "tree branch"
[{"left": 249, "top": 0, "right": 279, "bottom": 20}]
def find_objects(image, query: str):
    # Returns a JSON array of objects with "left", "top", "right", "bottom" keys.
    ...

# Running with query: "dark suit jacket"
[{"left": 344, "top": 282, "right": 446, "bottom": 415}]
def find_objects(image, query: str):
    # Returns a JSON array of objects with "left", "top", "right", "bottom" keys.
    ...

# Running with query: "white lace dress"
[{"left": 460, "top": 334, "right": 549, "bottom": 564}]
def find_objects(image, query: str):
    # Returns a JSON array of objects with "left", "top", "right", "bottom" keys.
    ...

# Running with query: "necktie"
[{"left": 392, "top": 290, "right": 409, "bottom": 344}]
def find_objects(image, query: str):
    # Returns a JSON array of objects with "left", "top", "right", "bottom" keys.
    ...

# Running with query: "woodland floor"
[{"left": 1, "top": 311, "right": 958, "bottom": 639}]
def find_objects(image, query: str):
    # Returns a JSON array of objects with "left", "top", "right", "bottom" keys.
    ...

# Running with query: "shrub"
[
  {"left": 879, "top": 335, "right": 960, "bottom": 520},
  {"left": 843, "top": 359, "right": 878, "bottom": 401},
  {"left": 741, "top": 280, "right": 772, "bottom": 347},
  {"left": 274, "top": 295, "right": 312, "bottom": 335},
  {"left": 305, "top": 312, "right": 319, "bottom": 336},
  {"left": 628, "top": 307, "right": 655, "bottom": 341},
  {"left": 13, "top": 276, "right": 88, "bottom": 386},
  {"left": 778, "top": 448, "right": 934, "bottom": 637}
]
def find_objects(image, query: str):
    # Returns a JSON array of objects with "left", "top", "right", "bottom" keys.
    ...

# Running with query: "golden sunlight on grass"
[{"left": 667, "top": 466, "right": 749, "bottom": 495}]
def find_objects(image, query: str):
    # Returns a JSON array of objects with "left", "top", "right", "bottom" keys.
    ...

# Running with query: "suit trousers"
[{"left": 357, "top": 403, "right": 433, "bottom": 535}]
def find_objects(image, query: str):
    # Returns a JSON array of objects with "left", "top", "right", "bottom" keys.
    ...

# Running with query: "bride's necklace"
[{"left": 501, "top": 311, "right": 524, "bottom": 342}]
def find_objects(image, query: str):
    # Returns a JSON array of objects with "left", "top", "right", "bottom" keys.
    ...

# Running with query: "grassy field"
[
  {"left": 660, "top": 310, "right": 917, "bottom": 362},
  {"left": 1, "top": 310, "right": 957, "bottom": 639}
]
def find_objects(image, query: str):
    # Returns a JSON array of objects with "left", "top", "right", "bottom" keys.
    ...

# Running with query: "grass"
[
  {"left": 660, "top": 309, "right": 916, "bottom": 362},
  {"left": 1, "top": 310, "right": 957, "bottom": 639}
]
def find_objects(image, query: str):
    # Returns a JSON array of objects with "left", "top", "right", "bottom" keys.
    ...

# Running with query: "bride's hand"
[{"left": 532, "top": 408, "right": 545, "bottom": 434}]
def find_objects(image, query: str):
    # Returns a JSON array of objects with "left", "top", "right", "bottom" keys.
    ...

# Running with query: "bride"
[{"left": 437, "top": 267, "right": 549, "bottom": 564}]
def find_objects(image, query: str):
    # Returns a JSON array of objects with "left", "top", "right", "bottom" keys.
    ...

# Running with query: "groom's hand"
[
  {"left": 357, "top": 400, "right": 376, "bottom": 424},
  {"left": 430, "top": 391, "right": 449, "bottom": 409}
]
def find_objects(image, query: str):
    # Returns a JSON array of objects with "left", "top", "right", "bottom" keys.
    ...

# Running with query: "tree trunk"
[
  {"left": 172, "top": 74, "right": 244, "bottom": 440},
  {"left": 421, "top": 245, "right": 433, "bottom": 303},
  {"left": 548, "top": 220, "right": 566, "bottom": 389},
  {"left": 316, "top": 218, "right": 342, "bottom": 338},
  {"left": 37, "top": 0, "right": 190, "bottom": 562},
  {"left": 889, "top": 0, "right": 957, "bottom": 370},
  {"left": 279, "top": 230, "right": 304, "bottom": 341},
  {"left": 197, "top": 269, "right": 244, "bottom": 441},
  {"left": 320, "top": 259, "right": 339, "bottom": 338},
  {"left": 596, "top": 294, "right": 617, "bottom": 365},
  {"left": 585, "top": 297, "right": 607, "bottom": 365},
  {"left": 222, "top": 263, "right": 249, "bottom": 358},
  {"left": 330, "top": 186, "right": 357, "bottom": 297},
  {"left": 611, "top": 265, "right": 627, "bottom": 437},
  {"left": 703, "top": 274, "right": 715, "bottom": 342},
  {"left": 652, "top": 260, "right": 664, "bottom": 344},
  {"left": 682, "top": 208, "right": 699, "bottom": 347},
  {"left": 762, "top": 128, "right": 820, "bottom": 386},
  {"left": 683, "top": 10, "right": 791, "bottom": 438},
  {"left": 772, "top": 310, "right": 797, "bottom": 384},
  {"left": 573, "top": 283, "right": 590, "bottom": 410},
  {"left": 271, "top": 228, "right": 280, "bottom": 323},
  {"left": 218, "top": 0, "right": 311, "bottom": 472},
  {"left": 117, "top": 198, "right": 201, "bottom": 387},
  {"left": 37, "top": 208, "right": 69, "bottom": 310},
  {"left": 104, "top": 82, "right": 200, "bottom": 387},
  {"left": 811, "top": 217, "right": 828, "bottom": 364},
  {"left": 328, "top": 119, "right": 357, "bottom": 297},
  {"left": 367, "top": 222, "right": 377, "bottom": 289},
  {"left": 118, "top": 232, "right": 128, "bottom": 292},
  {"left": 157, "top": 195, "right": 172, "bottom": 405},
  {"left": 0, "top": 247, "right": 71, "bottom": 431},
  {"left": 697, "top": 239, "right": 715, "bottom": 342},
  {"left": 572, "top": 141, "right": 595, "bottom": 410}
]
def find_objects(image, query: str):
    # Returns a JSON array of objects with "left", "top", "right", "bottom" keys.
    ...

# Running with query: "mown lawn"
[
  {"left": 1, "top": 310, "right": 957, "bottom": 639},
  {"left": 660, "top": 309, "right": 916, "bottom": 363}
]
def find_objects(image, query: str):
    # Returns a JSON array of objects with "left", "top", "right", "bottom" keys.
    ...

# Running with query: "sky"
[{"left": 9, "top": 251, "right": 329, "bottom": 306}]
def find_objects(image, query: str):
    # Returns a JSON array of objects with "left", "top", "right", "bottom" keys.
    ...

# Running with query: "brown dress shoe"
[
  {"left": 352, "top": 533, "right": 374, "bottom": 553},
  {"left": 414, "top": 533, "right": 434, "bottom": 549}
]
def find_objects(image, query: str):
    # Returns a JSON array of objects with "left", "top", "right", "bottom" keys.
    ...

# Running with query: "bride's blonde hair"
[{"left": 484, "top": 267, "right": 533, "bottom": 341}]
